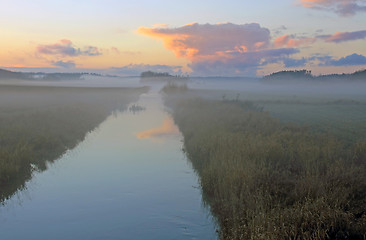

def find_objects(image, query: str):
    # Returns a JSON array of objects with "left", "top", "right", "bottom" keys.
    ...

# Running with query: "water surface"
[{"left": 0, "top": 89, "right": 217, "bottom": 240}]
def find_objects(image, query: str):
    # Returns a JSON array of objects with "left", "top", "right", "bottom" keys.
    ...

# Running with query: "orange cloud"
[
  {"left": 274, "top": 35, "right": 291, "bottom": 47},
  {"left": 274, "top": 34, "right": 316, "bottom": 48},
  {"left": 137, "top": 23, "right": 271, "bottom": 61},
  {"left": 137, "top": 117, "right": 180, "bottom": 139},
  {"left": 137, "top": 27, "right": 193, "bottom": 59},
  {"left": 138, "top": 23, "right": 299, "bottom": 76},
  {"left": 153, "top": 24, "right": 169, "bottom": 28}
]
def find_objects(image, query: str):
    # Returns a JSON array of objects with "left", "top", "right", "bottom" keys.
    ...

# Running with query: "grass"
[
  {"left": 171, "top": 86, "right": 366, "bottom": 145},
  {"left": 0, "top": 85, "right": 148, "bottom": 202},
  {"left": 163, "top": 86, "right": 366, "bottom": 239}
]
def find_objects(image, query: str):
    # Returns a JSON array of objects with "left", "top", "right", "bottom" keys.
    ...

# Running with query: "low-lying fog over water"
[
  {"left": 2, "top": 0, "right": 365, "bottom": 238},
  {"left": 0, "top": 82, "right": 217, "bottom": 240},
  {"left": 1, "top": 75, "right": 366, "bottom": 239}
]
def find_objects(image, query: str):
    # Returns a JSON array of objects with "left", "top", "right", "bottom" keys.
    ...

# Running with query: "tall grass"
[
  {"left": 165, "top": 94, "right": 366, "bottom": 239},
  {"left": 0, "top": 85, "right": 147, "bottom": 202}
]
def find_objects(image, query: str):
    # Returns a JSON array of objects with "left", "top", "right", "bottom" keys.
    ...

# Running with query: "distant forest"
[
  {"left": 264, "top": 69, "right": 366, "bottom": 81},
  {"left": 0, "top": 68, "right": 365, "bottom": 81},
  {"left": 0, "top": 68, "right": 102, "bottom": 81}
]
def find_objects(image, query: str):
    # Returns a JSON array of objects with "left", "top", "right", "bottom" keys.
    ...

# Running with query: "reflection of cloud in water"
[{"left": 137, "top": 117, "right": 180, "bottom": 139}]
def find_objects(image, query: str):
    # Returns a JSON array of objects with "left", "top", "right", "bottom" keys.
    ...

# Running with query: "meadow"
[
  {"left": 0, "top": 84, "right": 147, "bottom": 202},
  {"left": 163, "top": 82, "right": 366, "bottom": 239}
]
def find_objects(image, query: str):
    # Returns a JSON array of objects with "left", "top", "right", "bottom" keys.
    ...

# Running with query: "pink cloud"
[
  {"left": 318, "top": 30, "right": 366, "bottom": 43},
  {"left": 274, "top": 34, "right": 316, "bottom": 48},
  {"left": 274, "top": 35, "right": 291, "bottom": 47}
]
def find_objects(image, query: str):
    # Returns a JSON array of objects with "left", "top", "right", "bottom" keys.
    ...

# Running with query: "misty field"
[
  {"left": 163, "top": 83, "right": 366, "bottom": 239},
  {"left": 0, "top": 85, "right": 147, "bottom": 202}
]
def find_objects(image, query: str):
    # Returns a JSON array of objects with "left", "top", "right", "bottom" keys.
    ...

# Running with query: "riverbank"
[
  {"left": 0, "top": 85, "right": 148, "bottom": 202},
  {"left": 0, "top": 85, "right": 217, "bottom": 240},
  {"left": 163, "top": 86, "right": 366, "bottom": 239}
]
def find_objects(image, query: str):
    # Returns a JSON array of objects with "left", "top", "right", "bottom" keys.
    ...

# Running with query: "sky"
[{"left": 1, "top": 0, "right": 366, "bottom": 76}]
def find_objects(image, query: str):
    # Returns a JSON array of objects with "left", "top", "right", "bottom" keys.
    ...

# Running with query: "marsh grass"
[
  {"left": 165, "top": 93, "right": 366, "bottom": 239},
  {"left": 0, "top": 85, "right": 147, "bottom": 202},
  {"left": 181, "top": 88, "right": 366, "bottom": 146}
]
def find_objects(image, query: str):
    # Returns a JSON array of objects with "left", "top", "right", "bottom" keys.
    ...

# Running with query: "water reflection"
[
  {"left": 129, "top": 104, "right": 146, "bottom": 114},
  {"left": 0, "top": 86, "right": 146, "bottom": 204},
  {"left": 137, "top": 116, "right": 180, "bottom": 139}
]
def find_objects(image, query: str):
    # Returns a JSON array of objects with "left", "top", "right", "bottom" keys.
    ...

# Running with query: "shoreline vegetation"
[
  {"left": 0, "top": 68, "right": 365, "bottom": 82},
  {"left": 0, "top": 85, "right": 148, "bottom": 203},
  {"left": 162, "top": 83, "right": 366, "bottom": 239}
]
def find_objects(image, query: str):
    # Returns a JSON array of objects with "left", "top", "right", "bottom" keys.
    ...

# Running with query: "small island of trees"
[
  {"left": 140, "top": 71, "right": 189, "bottom": 82},
  {"left": 263, "top": 69, "right": 313, "bottom": 81}
]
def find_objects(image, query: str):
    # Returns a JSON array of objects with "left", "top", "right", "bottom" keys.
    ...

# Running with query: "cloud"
[
  {"left": 108, "top": 47, "right": 141, "bottom": 55},
  {"left": 319, "top": 53, "right": 366, "bottom": 66},
  {"left": 274, "top": 29, "right": 366, "bottom": 48},
  {"left": 138, "top": 23, "right": 271, "bottom": 59},
  {"left": 111, "top": 47, "right": 120, "bottom": 54},
  {"left": 280, "top": 53, "right": 366, "bottom": 67},
  {"left": 153, "top": 23, "right": 169, "bottom": 28},
  {"left": 37, "top": 39, "right": 102, "bottom": 57},
  {"left": 109, "top": 64, "right": 183, "bottom": 76},
  {"left": 137, "top": 117, "right": 180, "bottom": 139},
  {"left": 138, "top": 23, "right": 300, "bottom": 76},
  {"left": 300, "top": 0, "right": 366, "bottom": 16},
  {"left": 283, "top": 57, "right": 308, "bottom": 67},
  {"left": 52, "top": 60, "right": 76, "bottom": 69},
  {"left": 82, "top": 46, "right": 102, "bottom": 56},
  {"left": 318, "top": 30, "right": 366, "bottom": 43},
  {"left": 274, "top": 34, "right": 316, "bottom": 48},
  {"left": 273, "top": 25, "right": 288, "bottom": 36},
  {"left": 189, "top": 48, "right": 299, "bottom": 76},
  {"left": 138, "top": 22, "right": 366, "bottom": 76}
]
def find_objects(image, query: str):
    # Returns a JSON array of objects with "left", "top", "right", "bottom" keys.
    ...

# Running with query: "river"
[{"left": 0, "top": 86, "right": 217, "bottom": 240}]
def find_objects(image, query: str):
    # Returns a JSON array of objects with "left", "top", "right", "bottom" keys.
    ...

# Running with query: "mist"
[
  {"left": 1, "top": 68, "right": 365, "bottom": 240},
  {"left": 2, "top": 0, "right": 366, "bottom": 238},
  {"left": 161, "top": 73, "right": 366, "bottom": 239}
]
